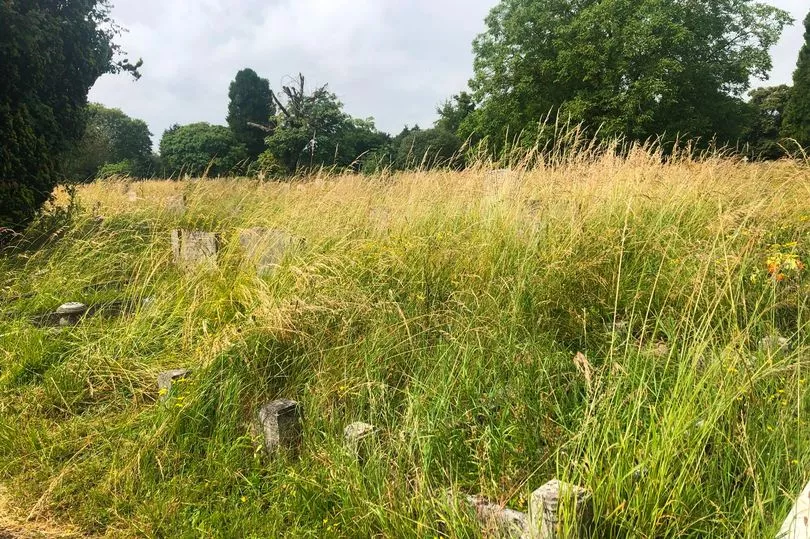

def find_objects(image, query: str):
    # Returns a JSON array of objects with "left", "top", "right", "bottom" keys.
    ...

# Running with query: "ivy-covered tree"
[
  {"left": 159, "top": 123, "right": 247, "bottom": 177},
  {"left": 782, "top": 9, "right": 810, "bottom": 149},
  {"left": 227, "top": 68, "right": 275, "bottom": 161},
  {"left": 66, "top": 104, "right": 154, "bottom": 180},
  {"left": 467, "top": 0, "right": 792, "bottom": 147},
  {"left": 0, "top": 0, "right": 141, "bottom": 230}
]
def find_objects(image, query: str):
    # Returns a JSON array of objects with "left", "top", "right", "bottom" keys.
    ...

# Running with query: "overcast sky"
[{"left": 89, "top": 0, "right": 808, "bottom": 144}]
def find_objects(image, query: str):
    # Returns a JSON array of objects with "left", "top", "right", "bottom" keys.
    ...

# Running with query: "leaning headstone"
[
  {"left": 464, "top": 495, "right": 528, "bottom": 539},
  {"left": 777, "top": 479, "right": 810, "bottom": 539},
  {"left": 127, "top": 190, "right": 138, "bottom": 202},
  {"left": 238, "top": 228, "right": 303, "bottom": 276},
  {"left": 56, "top": 302, "right": 88, "bottom": 326},
  {"left": 529, "top": 480, "right": 592, "bottom": 539},
  {"left": 257, "top": 399, "right": 303, "bottom": 454},
  {"left": 344, "top": 422, "right": 376, "bottom": 458},
  {"left": 157, "top": 369, "right": 191, "bottom": 401},
  {"left": 171, "top": 229, "right": 220, "bottom": 268}
]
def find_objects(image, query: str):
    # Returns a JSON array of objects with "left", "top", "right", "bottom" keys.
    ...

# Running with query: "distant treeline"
[{"left": 2, "top": 1, "right": 810, "bottom": 229}]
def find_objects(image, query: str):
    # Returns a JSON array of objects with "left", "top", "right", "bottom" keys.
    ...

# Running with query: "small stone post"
[
  {"left": 56, "top": 302, "right": 88, "bottom": 326},
  {"left": 157, "top": 369, "right": 191, "bottom": 401},
  {"left": 529, "top": 480, "right": 592, "bottom": 539},
  {"left": 777, "top": 479, "right": 810, "bottom": 539},
  {"left": 258, "top": 399, "right": 303, "bottom": 455}
]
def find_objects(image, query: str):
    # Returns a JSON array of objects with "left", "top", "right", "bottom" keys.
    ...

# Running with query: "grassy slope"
[{"left": 0, "top": 151, "right": 809, "bottom": 537}]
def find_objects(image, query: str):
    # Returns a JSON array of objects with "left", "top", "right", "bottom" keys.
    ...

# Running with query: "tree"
[
  {"left": 782, "top": 10, "right": 810, "bottom": 148},
  {"left": 159, "top": 123, "right": 247, "bottom": 177},
  {"left": 227, "top": 68, "right": 275, "bottom": 161},
  {"left": 392, "top": 126, "right": 463, "bottom": 170},
  {"left": 0, "top": 0, "right": 141, "bottom": 230},
  {"left": 745, "top": 85, "right": 792, "bottom": 159},
  {"left": 66, "top": 104, "right": 154, "bottom": 180},
  {"left": 435, "top": 92, "right": 476, "bottom": 136},
  {"left": 264, "top": 74, "right": 388, "bottom": 172},
  {"left": 468, "top": 0, "right": 792, "bottom": 148}
]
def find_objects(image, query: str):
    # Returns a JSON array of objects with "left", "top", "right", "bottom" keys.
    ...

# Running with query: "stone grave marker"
[
  {"left": 529, "top": 480, "right": 592, "bottom": 539},
  {"left": 464, "top": 495, "right": 528, "bottom": 539},
  {"left": 257, "top": 399, "right": 303, "bottom": 454},
  {"left": 171, "top": 229, "right": 220, "bottom": 268},
  {"left": 56, "top": 302, "right": 88, "bottom": 326},
  {"left": 166, "top": 194, "right": 186, "bottom": 213},
  {"left": 157, "top": 369, "right": 191, "bottom": 401},
  {"left": 344, "top": 421, "right": 376, "bottom": 459},
  {"left": 238, "top": 228, "right": 303, "bottom": 276}
]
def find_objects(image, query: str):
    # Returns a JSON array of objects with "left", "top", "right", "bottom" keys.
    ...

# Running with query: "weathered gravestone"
[
  {"left": 464, "top": 495, "right": 529, "bottom": 539},
  {"left": 257, "top": 399, "right": 303, "bottom": 455},
  {"left": 56, "top": 302, "right": 88, "bottom": 326},
  {"left": 529, "top": 480, "right": 592, "bottom": 539},
  {"left": 166, "top": 194, "right": 186, "bottom": 214},
  {"left": 171, "top": 229, "right": 220, "bottom": 268},
  {"left": 238, "top": 228, "right": 303, "bottom": 276},
  {"left": 157, "top": 369, "right": 191, "bottom": 401}
]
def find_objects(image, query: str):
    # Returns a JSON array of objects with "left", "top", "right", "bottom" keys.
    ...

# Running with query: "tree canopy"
[
  {"left": 466, "top": 0, "right": 792, "bottom": 147},
  {"left": 159, "top": 123, "right": 247, "bottom": 177},
  {"left": 0, "top": 0, "right": 140, "bottom": 230},
  {"left": 227, "top": 68, "right": 275, "bottom": 161},
  {"left": 782, "top": 9, "right": 810, "bottom": 149},
  {"left": 264, "top": 74, "right": 388, "bottom": 172},
  {"left": 66, "top": 104, "right": 154, "bottom": 180}
]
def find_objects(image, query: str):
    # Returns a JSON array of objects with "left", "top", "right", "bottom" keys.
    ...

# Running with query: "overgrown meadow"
[{"left": 1, "top": 147, "right": 809, "bottom": 537}]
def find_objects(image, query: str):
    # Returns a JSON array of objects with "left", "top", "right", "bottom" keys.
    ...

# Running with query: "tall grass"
[{"left": 0, "top": 146, "right": 808, "bottom": 537}]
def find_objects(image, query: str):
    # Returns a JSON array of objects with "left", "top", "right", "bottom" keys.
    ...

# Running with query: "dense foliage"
[
  {"left": 227, "top": 69, "right": 275, "bottom": 161},
  {"left": 466, "top": 0, "right": 792, "bottom": 148},
  {"left": 159, "top": 123, "right": 247, "bottom": 177},
  {"left": 782, "top": 10, "right": 810, "bottom": 149},
  {"left": 264, "top": 75, "right": 389, "bottom": 172},
  {"left": 0, "top": 0, "right": 139, "bottom": 230},
  {"left": 66, "top": 104, "right": 154, "bottom": 181},
  {"left": 744, "top": 85, "right": 792, "bottom": 160}
]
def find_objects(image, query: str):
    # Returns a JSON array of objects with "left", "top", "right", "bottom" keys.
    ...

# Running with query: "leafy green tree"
[
  {"left": 435, "top": 92, "right": 476, "bottom": 137},
  {"left": 227, "top": 68, "right": 275, "bottom": 161},
  {"left": 782, "top": 10, "right": 810, "bottom": 148},
  {"left": 393, "top": 126, "right": 463, "bottom": 170},
  {"left": 159, "top": 123, "right": 247, "bottom": 177},
  {"left": 265, "top": 74, "right": 387, "bottom": 171},
  {"left": 66, "top": 104, "right": 154, "bottom": 180},
  {"left": 745, "top": 85, "right": 792, "bottom": 159},
  {"left": 468, "top": 0, "right": 792, "bottom": 147},
  {"left": 0, "top": 0, "right": 141, "bottom": 230}
]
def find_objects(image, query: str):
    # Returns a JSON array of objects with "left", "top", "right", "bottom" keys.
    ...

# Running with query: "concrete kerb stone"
[
  {"left": 171, "top": 229, "right": 220, "bottom": 268},
  {"left": 257, "top": 399, "right": 303, "bottom": 455},
  {"left": 777, "top": 478, "right": 810, "bottom": 539},
  {"left": 157, "top": 369, "right": 191, "bottom": 402}
]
